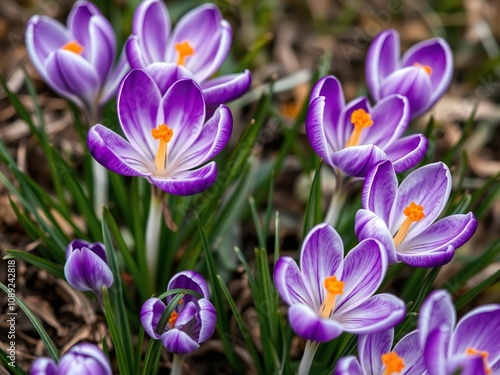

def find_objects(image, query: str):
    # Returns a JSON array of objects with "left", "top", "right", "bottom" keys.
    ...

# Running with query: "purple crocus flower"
[
  {"left": 31, "top": 342, "right": 112, "bottom": 375},
  {"left": 141, "top": 271, "right": 217, "bottom": 354},
  {"left": 419, "top": 290, "right": 500, "bottom": 375},
  {"left": 335, "top": 329, "right": 426, "bottom": 375},
  {"left": 87, "top": 68, "right": 232, "bottom": 195},
  {"left": 25, "top": 0, "right": 129, "bottom": 116},
  {"left": 306, "top": 76, "right": 427, "bottom": 177},
  {"left": 64, "top": 239, "right": 113, "bottom": 297},
  {"left": 126, "top": 0, "right": 251, "bottom": 106},
  {"left": 355, "top": 161, "right": 477, "bottom": 267},
  {"left": 273, "top": 223, "right": 406, "bottom": 342},
  {"left": 366, "top": 29, "right": 453, "bottom": 118}
]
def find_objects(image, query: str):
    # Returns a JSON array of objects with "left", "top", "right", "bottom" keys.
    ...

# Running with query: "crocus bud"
[
  {"left": 141, "top": 271, "right": 217, "bottom": 354},
  {"left": 31, "top": 343, "right": 112, "bottom": 375},
  {"left": 64, "top": 240, "right": 113, "bottom": 298},
  {"left": 366, "top": 29, "right": 453, "bottom": 118}
]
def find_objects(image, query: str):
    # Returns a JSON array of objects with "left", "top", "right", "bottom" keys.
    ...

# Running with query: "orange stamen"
[
  {"left": 393, "top": 202, "right": 425, "bottom": 246},
  {"left": 381, "top": 352, "right": 405, "bottom": 375},
  {"left": 168, "top": 311, "right": 179, "bottom": 327},
  {"left": 151, "top": 124, "right": 174, "bottom": 173},
  {"left": 345, "top": 108, "right": 374, "bottom": 148},
  {"left": 175, "top": 41, "right": 195, "bottom": 66},
  {"left": 466, "top": 348, "right": 491, "bottom": 374},
  {"left": 319, "top": 276, "right": 344, "bottom": 318},
  {"left": 61, "top": 40, "right": 84, "bottom": 54},
  {"left": 413, "top": 62, "right": 432, "bottom": 76}
]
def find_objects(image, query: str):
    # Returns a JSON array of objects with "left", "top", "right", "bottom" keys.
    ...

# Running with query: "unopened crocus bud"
[
  {"left": 31, "top": 343, "right": 112, "bottom": 375},
  {"left": 64, "top": 240, "right": 113, "bottom": 298}
]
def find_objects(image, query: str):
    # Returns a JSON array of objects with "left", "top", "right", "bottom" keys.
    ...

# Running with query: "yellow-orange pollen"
[
  {"left": 466, "top": 348, "right": 491, "bottom": 374},
  {"left": 175, "top": 40, "right": 195, "bottom": 66},
  {"left": 381, "top": 352, "right": 405, "bottom": 375},
  {"left": 393, "top": 202, "right": 425, "bottom": 246},
  {"left": 168, "top": 311, "right": 179, "bottom": 327},
  {"left": 61, "top": 40, "right": 84, "bottom": 54},
  {"left": 319, "top": 276, "right": 344, "bottom": 318},
  {"left": 345, "top": 108, "right": 374, "bottom": 148},
  {"left": 151, "top": 124, "right": 174, "bottom": 173},
  {"left": 413, "top": 62, "right": 432, "bottom": 76}
]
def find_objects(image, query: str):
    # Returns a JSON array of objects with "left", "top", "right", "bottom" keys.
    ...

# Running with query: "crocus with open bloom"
[
  {"left": 87, "top": 68, "right": 232, "bottom": 195},
  {"left": 31, "top": 342, "right": 112, "bottom": 375},
  {"left": 335, "top": 329, "right": 426, "bottom": 375},
  {"left": 355, "top": 161, "right": 477, "bottom": 267},
  {"left": 274, "top": 223, "right": 406, "bottom": 343},
  {"left": 419, "top": 290, "right": 500, "bottom": 375},
  {"left": 306, "top": 76, "right": 427, "bottom": 177},
  {"left": 126, "top": 0, "right": 251, "bottom": 106},
  {"left": 141, "top": 271, "right": 216, "bottom": 354},
  {"left": 25, "top": 0, "right": 129, "bottom": 116},
  {"left": 64, "top": 240, "right": 113, "bottom": 298},
  {"left": 366, "top": 29, "right": 453, "bottom": 118}
]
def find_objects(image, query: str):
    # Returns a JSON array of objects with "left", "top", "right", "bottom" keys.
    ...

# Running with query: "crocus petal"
[
  {"left": 305, "top": 96, "right": 332, "bottom": 165},
  {"left": 365, "top": 95, "right": 410, "bottom": 148},
  {"left": 300, "top": 223, "right": 344, "bottom": 306},
  {"left": 87, "top": 15, "right": 116, "bottom": 83},
  {"left": 418, "top": 290, "right": 456, "bottom": 349},
  {"left": 132, "top": 0, "right": 171, "bottom": 64},
  {"left": 288, "top": 304, "right": 344, "bottom": 342},
  {"left": 401, "top": 38, "right": 453, "bottom": 110},
  {"left": 64, "top": 343, "right": 112, "bottom": 375},
  {"left": 87, "top": 124, "right": 152, "bottom": 176},
  {"left": 167, "top": 270, "right": 211, "bottom": 301},
  {"left": 200, "top": 70, "right": 252, "bottom": 105},
  {"left": 25, "top": 15, "right": 71, "bottom": 79},
  {"left": 380, "top": 66, "right": 433, "bottom": 118},
  {"left": 64, "top": 247, "right": 113, "bottom": 294},
  {"left": 358, "top": 329, "right": 394, "bottom": 374},
  {"left": 362, "top": 160, "right": 397, "bottom": 224},
  {"left": 354, "top": 210, "right": 398, "bottom": 264},
  {"left": 197, "top": 298, "right": 217, "bottom": 343},
  {"left": 125, "top": 35, "right": 147, "bottom": 69},
  {"left": 160, "top": 79, "right": 206, "bottom": 164},
  {"left": 140, "top": 298, "right": 166, "bottom": 340},
  {"left": 336, "top": 293, "right": 406, "bottom": 334},
  {"left": 117, "top": 69, "right": 162, "bottom": 160},
  {"left": 175, "top": 301, "right": 197, "bottom": 327},
  {"left": 31, "top": 357, "right": 57, "bottom": 375},
  {"left": 423, "top": 327, "right": 449, "bottom": 375},
  {"left": 450, "top": 304, "right": 500, "bottom": 366},
  {"left": 274, "top": 256, "right": 315, "bottom": 307},
  {"left": 308, "top": 76, "right": 345, "bottom": 151},
  {"left": 149, "top": 162, "right": 217, "bottom": 195},
  {"left": 175, "top": 105, "right": 233, "bottom": 170},
  {"left": 365, "top": 29, "right": 400, "bottom": 101},
  {"left": 396, "top": 245, "right": 455, "bottom": 268},
  {"left": 66, "top": 240, "right": 106, "bottom": 263},
  {"left": 45, "top": 49, "right": 99, "bottom": 109},
  {"left": 146, "top": 62, "right": 193, "bottom": 95},
  {"left": 393, "top": 331, "right": 426, "bottom": 375},
  {"left": 334, "top": 356, "right": 364, "bottom": 375},
  {"left": 393, "top": 162, "right": 451, "bottom": 240},
  {"left": 168, "top": 4, "right": 230, "bottom": 81},
  {"left": 100, "top": 47, "right": 131, "bottom": 105},
  {"left": 446, "top": 354, "right": 486, "bottom": 375},
  {"left": 384, "top": 134, "right": 428, "bottom": 174},
  {"left": 402, "top": 213, "right": 477, "bottom": 256},
  {"left": 335, "top": 239, "right": 387, "bottom": 313},
  {"left": 66, "top": 239, "right": 91, "bottom": 259},
  {"left": 161, "top": 329, "right": 200, "bottom": 354},
  {"left": 330, "top": 144, "right": 388, "bottom": 177}
]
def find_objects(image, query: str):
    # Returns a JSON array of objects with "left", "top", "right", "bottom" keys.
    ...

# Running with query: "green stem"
[
  {"left": 298, "top": 340, "right": 319, "bottom": 375},
  {"left": 324, "top": 172, "right": 344, "bottom": 228},
  {"left": 145, "top": 191, "right": 163, "bottom": 287},
  {"left": 171, "top": 354, "right": 185, "bottom": 375}
]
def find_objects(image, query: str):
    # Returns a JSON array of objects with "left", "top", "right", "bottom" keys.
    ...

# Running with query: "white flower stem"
[
  {"left": 324, "top": 172, "right": 344, "bottom": 228},
  {"left": 145, "top": 192, "right": 163, "bottom": 287},
  {"left": 171, "top": 354, "right": 185, "bottom": 375},
  {"left": 298, "top": 340, "right": 319, "bottom": 375},
  {"left": 92, "top": 158, "right": 108, "bottom": 218}
]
